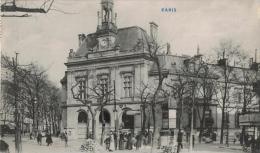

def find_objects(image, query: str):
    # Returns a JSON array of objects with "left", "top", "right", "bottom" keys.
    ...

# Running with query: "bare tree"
[
  {"left": 136, "top": 82, "right": 152, "bottom": 146},
  {"left": 71, "top": 76, "right": 114, "bottom": 142},
  {"left": 195, "top": 63, "right": 218, "bottom": 143},
  {"left": 142, "top": 37, "right": 168, "bottom": 150},
  {"left": 1, "top": 54, "right": 61, "bottom": 145},
  {"left": 166, "top": 73, "right": 189, "bottom": 134},
  {"left": 214, "top": 39, "right": 246, "bottom": 144}
]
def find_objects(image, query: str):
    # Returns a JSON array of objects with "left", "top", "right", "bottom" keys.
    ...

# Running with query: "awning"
[
  {"left": 239, "top": 112, "right": 260, "bottom": 126},
  {"left": 126, "top": 110, "right": 140, "bottom": 115}
]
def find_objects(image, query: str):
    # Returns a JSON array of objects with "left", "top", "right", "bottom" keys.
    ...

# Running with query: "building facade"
[{"left": 61, "top": 0, "right": 259, "bottom": 141}]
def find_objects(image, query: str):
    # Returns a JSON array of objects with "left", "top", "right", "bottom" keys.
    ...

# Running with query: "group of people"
[
  {"left": 104, "top": 130, "right": 152, "bottom": 151},
  {"left": 241, "top": 133, "right": 260, "bottom": 152},
  {"left": 30, "top": 131, "right": 55, "bottom": 146}
]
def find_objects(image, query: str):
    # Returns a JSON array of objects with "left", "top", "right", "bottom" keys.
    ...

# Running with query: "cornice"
[{"left": 65, "top": 52, "right": 150, "bottom": 67}]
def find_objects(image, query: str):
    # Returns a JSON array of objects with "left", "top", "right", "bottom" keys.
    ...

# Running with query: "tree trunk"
[
  {"left": 240, "top": 85, "right": 247, "bottom": 145},
  {"left": 199, "top": 99, "right": 207, "bottom": 143},
  {"left": 220, "top": 66, "right": 228, "bottom": 144},
  {"left": 141, "top": 104, "right": 147, "bottom": 146},
  {"left": 86, "top": 117, "right": 90, "bottom": 139},
  {"left": 92, "top": 118, "right": 96, "bottom": 140},
  {"left": 100, "top": 108, "right": 105, "bottom": 145},
  {"left": 151, "top": 104, "right": 158, "bottom": 151},
  {"left": 3, "top": 113, "right": 7, "bottom": 125}
]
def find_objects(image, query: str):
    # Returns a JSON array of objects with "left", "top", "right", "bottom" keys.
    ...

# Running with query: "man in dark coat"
[
  {"left": 46, "top": 133, "right": 53, "bottom": 146},
  {"left": 37, "top": 132, "right": 43, "bottom": 145},
  {"left": 119, "top": 132, "right": 124, "bottom": 150},
  {"left": 177, "top": 131, "right": 183, "bottom": 153},
  {"left": 0, "top": 140, "right": 9, "bottom": 153}
]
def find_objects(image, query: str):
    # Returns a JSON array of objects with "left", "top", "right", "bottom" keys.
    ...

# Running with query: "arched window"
[
  {"left": 78, "top": 111, "right": 88, "bottom": 123},
  {"left": 99, "top": 109, "right": 110, "bottom": 124}
]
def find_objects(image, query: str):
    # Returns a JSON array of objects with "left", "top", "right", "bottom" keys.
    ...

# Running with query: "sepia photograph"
[{"left": 1, "top": 0, "right": 260, "bottom": 153}]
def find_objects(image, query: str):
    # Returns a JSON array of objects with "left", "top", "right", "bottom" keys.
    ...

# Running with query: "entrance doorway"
[{"left": 122, "top": 111, "right": 134, "bottom": 129}]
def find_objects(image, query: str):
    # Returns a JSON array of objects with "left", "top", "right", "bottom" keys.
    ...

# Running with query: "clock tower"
[{"left": 96, "top": 0, "right": 117, "bottom": 51}]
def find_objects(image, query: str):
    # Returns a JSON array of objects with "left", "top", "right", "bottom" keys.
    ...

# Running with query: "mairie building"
[{"left": 60, "top": 0, "right": 259, "bottom": 141}]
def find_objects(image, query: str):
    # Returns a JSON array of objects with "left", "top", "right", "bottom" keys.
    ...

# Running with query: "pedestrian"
[
  {"left": 37, "top": 131, "right": 43, "bottom": 145},
  {"left": 239, "top": 133, "right": 243, "bottom": 145},
  {"left": 131, "top": 135, "right": 137, "bottom": 150},
  {"left": 127, "top": 133, "right": 132, "bottom": 150},
  {"left": 0, "top": 140, "right": 9, "bottom": 153},
  {"left": 119, "top": 132, "right": 124, "bottom": 150},
  {"left": 30, "top": 132, "right": 33, "bottom": 140},
  {"left": 113, "top": 131, "right": 118, "bottom": 150},
  {"left": 177, "top": 130, "right": 183, "bottom": 153},
  {"left": 64, "top": 132, "right": 68, "bottom": 147},
  {"left": 104, "top": 135, "right": 111, "bottom": 151},
  {"left": 135, "top": 133, "right": 141, "bottom": 150},
  {"left": 123, "top": 133, "right": 128, "bottom": 150},
  {"left": 245, "top": 133, "right": 250, "bottom": 147},
  {"left": 256, "top": 136, "right": 260, "bottom": 151},
  {"left": 251, "top": 135, "right": 255, "bottom": 153},
  {"left": 192, "top": 135, "right": 195, "bottom": 148},
  {"left": 46, "top": 133, "right": 53, "bottom": 146}
]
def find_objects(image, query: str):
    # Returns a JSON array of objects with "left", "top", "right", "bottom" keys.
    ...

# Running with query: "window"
[
  {"left": 234, "top": 111, "right": 240, "bottom": 128},
  {"left": 97, "top": 74, "right": 109, "bottom": 93},
  {"left": 75, "top": 76, "right": 87, "bottom": 100},
  {"left": 123, "top": 75, "right": 133, "bottom": 97},
  {"left": 78, "top": 111, "right": 88, "bottom": 123},
  {"left": 162, "top": 103, "right": 169, "bottom": 129},
  {"left": 78, "top": 79, "right": 87, "bottom": 100}
]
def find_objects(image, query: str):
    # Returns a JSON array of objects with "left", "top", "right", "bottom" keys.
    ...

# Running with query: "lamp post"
[
  {"left": 33, "top": 97, "right": 37, "bottom": 134},
  {"left": 188, "top": 55, "right": 203, "bottom": 152},
  {"left": 113, "top": 80, "right": 119, "bottom": 150}
]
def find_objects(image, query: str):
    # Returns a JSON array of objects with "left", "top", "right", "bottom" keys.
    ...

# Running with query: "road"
[{"left": 1, "top": 135, "right": 244, "bottom": 153}]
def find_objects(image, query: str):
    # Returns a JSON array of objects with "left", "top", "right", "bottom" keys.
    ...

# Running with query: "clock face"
[
  {"left": 98, "top": 36, "right": 116, "bottom": 50},
  {"left": 100, "top": 39, "right": 107, "bottom": 47}
]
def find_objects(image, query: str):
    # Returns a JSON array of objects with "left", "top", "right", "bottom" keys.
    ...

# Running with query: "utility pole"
[
  {"left": 13, "top": 52, "right": 22, "bottom": 153},
  {"left": 189, "top": 84, "right": 195, "bottom": 152},
  {"left": 113, "top": 80, "right": 118, "bottom": 150},
  {"left": 220, "top": 50, "right": 227, "bottom": 144}
]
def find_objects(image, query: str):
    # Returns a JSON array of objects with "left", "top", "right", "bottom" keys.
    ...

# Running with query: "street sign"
[{"left": 169, "top": 109, "right": 176, "bottom": 128}]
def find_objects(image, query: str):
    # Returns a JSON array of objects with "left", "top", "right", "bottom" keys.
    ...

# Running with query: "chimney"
[
  {"left": 250, "top": 58, "right": 254, "bottom": 67},
  {"left": 166, "top": 43, "right": 170, "bottom": 54},
  {"left": 197, "top": 44, "right": 200, "bottom": 55},
  {"left": 97, "top": 11, "right": 101, "bottom": 30},
  {"left": 149, "top": 22, "right": 158, "bottom": 42},
  {"left": 255, "top": 49, "right": 258, "bottom": 63},
  {"left": 78, "top": 34, "right": 86, "bottom": 47},
  {"left": 115, "top": 13, "right": 117, "bottom": 25}
]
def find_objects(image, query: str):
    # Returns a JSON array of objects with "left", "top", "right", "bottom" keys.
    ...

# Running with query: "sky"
[{"left": 2, "top": 0, "right": 260, "bottom": 87}]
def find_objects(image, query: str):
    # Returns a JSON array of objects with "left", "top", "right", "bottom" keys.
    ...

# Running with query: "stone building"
[{"left": 61, "top": 0, "right": 259, "bottom": 141}]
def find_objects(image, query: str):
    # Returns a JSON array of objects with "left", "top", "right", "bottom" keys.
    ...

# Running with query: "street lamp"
[
  {"left": 33, "top": 97, "right": 37, "bottom": 133},
  {"left": 188, "top": 55, "right": 204, "bottom": 152}
]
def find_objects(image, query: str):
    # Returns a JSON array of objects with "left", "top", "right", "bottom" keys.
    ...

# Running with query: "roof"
[
  {"left": 75, "top": 26, "right": 150, "bottom": 57},
  {"left": 149, "top": 55, "right": 189, "bottom": 72}
]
